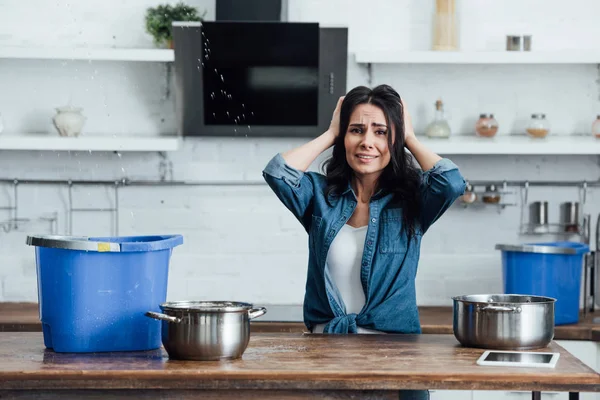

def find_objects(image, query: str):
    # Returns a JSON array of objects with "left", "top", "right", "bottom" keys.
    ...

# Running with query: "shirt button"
[{"left": 371, "top": 218, "right": 377, "bottom": 223}]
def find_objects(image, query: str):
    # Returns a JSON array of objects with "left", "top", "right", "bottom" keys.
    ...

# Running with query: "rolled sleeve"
[
  {"left": 419, "top": 158, "right": 466, "bottom": 233},
  {"left": 262, "top": 153, "right": 305, "bottom": 187},
  {"left": 262, "top": 153, "right": 319, "bottom": 232}
]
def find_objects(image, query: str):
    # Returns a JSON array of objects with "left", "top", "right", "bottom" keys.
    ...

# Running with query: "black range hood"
[{"left": 172, "top": 16, "right": 348, "bottom": 138}]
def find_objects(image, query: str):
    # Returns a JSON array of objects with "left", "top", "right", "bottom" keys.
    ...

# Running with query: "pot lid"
[
  {"left": 159, "top": 301, "right": 255, "bottom": 312},
  {"left": 452, "top": 294, "right": 556, "bottom": 304}
]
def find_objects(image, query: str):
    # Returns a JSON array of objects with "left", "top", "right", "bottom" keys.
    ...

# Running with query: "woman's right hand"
[{"left": 327, "top": 96, "right": 344, "bottom": 138}]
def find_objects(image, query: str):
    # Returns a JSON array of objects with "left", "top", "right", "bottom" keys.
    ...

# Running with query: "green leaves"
[{"left": 145, "top": 2, "right": 206, "bottom": 46}]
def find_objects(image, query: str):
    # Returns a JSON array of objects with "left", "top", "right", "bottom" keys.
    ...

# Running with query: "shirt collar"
[{"left": 336, "top": 180, "right": 386, "bottom": 201}]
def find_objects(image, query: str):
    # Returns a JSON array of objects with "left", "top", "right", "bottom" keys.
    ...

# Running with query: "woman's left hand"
[
  {"left": 400, "top": 98, "right": 417, "bottom": 147},
  {"left": 400, "top": 98, "right": 442, "bottom": 170}
]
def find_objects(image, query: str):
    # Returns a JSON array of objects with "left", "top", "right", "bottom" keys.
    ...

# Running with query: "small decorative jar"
[
  {"left": 475, "top": 114, "right": 498, "bottom": 138},
  {"left": 461, "top": 183, "right": 477, "bottom": 204},
  {"left": 526, "top": 113, "right": 550, "bottom": 139},
  {"left": 482, "top": 184, "right": 501, "bottom": 204},
  {"left": 53, "top": 106, "right": 86, "bottom": 137}
]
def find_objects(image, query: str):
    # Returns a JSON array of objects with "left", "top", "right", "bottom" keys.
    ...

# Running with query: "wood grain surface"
[{"left": 0, "top": 332, "right": 597, "bottom": 393}]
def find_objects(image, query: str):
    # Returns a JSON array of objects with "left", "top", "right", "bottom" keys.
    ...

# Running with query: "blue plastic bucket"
[
  {"left": 496, "top": 241, "right": 589, "bottom": 325},
  {"left": 27, "top": 234, "right": 183, "bottom": 353}
]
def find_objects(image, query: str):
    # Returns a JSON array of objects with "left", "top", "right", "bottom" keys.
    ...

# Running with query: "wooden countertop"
[
  {"left": 4, "top": 302, "right": 600, "bottom": 341},
  {"left": 253, "top": 305, "right": 600, "bottom": 341},
  {"left": 0, "top": 332, "right": 597, "bottom": 393}
]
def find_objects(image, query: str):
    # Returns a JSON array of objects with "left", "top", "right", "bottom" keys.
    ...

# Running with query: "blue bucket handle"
[
  {"left": 27, "top": 234, "right": 184, "bottom": 252},
  {"left": 89, "top": 235, "right": 184, "bottom": 252}
]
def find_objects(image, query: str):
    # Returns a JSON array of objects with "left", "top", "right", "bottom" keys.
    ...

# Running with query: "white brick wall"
[{"left": 0, "top": 1, "right": 599, "bottom": 308}]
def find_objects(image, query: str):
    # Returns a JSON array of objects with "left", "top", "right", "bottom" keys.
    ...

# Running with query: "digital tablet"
[{"left": 476, "top": 350, "right": 560, "bottom": 368}]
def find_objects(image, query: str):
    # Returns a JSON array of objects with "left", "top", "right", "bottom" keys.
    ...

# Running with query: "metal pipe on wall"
[{"left": 0, "top": 178, "right": 598, "bottom": 187}]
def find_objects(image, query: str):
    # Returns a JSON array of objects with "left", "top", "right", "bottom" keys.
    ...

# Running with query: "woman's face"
[{"left": 344, "top": 103, "right": 393, "bottom": 178}]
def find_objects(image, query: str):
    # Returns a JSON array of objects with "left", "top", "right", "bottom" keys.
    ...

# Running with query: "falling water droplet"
[
  {"left": 197, "top": 66, "right": 200, "bottom": 71},
  {"left": 247, "top": 125, "right": 252, "bottom": 132},
  {"left": 121, "top": 167, "right": 125, "bottom": 173},
  {"left": 226, "top": 111, "right": 230, "bottom": 118},
  {"left": 220, "top": 74, "right": 224, "bottom": 82},
  {"left": 201, "top": 62, "right": 204, "bottom": 67},
  {"left": 242, "top": 103, "right": 245, "bottom": 109},
  {"left": 228, "top": 94, "right": 232, "bottom": 100},
  {"left": 214, "top": 68, "right": 218, "bottom": 74},
  {"left": 242, "top": 113, "right": 246, "bottom": 119},
  {"left": 212, "top": 112, "right": 216, "bottom": 118},
  {"left": 210, "top": 92, "right": 215, "bottom": 99},
  {"left": 205, "top": 54, "right": 209, "bottom": 60},
  {"left": 234, "top": 128, "right": 237, "bottom": 134},
  {"left": 251, "top": 112, "right": 254, "bottom": 116}
]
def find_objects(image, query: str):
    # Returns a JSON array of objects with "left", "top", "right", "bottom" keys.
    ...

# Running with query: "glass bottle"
[
  {"left": 425, "top": 99, "right": 451, "bottom": 138},
  {"left": 526, "top": 114, "right": 550, "bottom": 138},
  {"left": 592, "top": 115, "right": 600, "bottom": 139},
  {"left": 475, "top": 114, "right": 498, "bottom": 138}
]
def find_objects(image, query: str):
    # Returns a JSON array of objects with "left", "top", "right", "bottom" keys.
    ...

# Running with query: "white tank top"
[{"left": 313, "top": 224, "right": 383, "bottom": 334}]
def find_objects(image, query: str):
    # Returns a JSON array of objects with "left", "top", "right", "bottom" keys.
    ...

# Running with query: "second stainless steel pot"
[
  {"left": 452, "top": 294, "right": 556, "bottom": 350},
  {"left": 146, "top": 301, "right": 267, "bottom": 360}
]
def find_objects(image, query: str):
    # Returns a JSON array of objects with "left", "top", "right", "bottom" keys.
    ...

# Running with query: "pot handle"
[
  {"left": 248, "top": 307, "right": 267, "bottom": 320},
  {"left": 481, "top": 305, "right": 522, "bottom": 313},
  {"left": 145, "top": 311, "right": 182, "bottom": 323}
]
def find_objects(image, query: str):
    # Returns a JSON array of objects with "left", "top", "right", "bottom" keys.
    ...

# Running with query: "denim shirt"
[{"left": 262, "top": 153, "right": 466, "bottom": 334}]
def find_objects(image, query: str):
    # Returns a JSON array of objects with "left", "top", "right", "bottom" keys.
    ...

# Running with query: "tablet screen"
[{"left": 484, "top": 351, "right": 554, "bottom": 364}]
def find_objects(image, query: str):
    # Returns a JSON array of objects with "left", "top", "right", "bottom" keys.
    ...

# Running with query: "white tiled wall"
[{"left": 0, "top": 0, "right": 599, "bottom": 306}]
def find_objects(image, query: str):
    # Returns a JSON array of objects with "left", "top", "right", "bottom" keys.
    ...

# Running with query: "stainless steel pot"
[
  {"left": 452, "top": 294, "right": 556, "bottom": 350},
  {"left": 145, "top": 301, "right": 267, "bottom": 361}
]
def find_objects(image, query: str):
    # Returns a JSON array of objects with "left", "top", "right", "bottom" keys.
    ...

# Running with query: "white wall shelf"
[
  {"left": 414, "top": 135, "right": 600, "bottom": 155},
  {"left": 355, "top": 50, "right": 600, "bottom": 64},
  {"left": 0, "top": 135, "right": 180, "bottom": 152},
  {"left": 0, "top": 46, "right": 174, "bottom": 62}
]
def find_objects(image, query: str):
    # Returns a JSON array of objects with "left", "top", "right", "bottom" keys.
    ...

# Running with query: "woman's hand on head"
[
  {"left": 328, "top": 96, "right": 344, "bottom": 138},
  {"left": 400, "top": 98, "right": 417, "bottom": 146}
]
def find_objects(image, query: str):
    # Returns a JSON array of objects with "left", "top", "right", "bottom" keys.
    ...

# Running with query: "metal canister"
[
  {"left": 506, "top": 35, "right": 521, "bottom": 51},
  {"left": 561, "top": 202, "right": 579, "bottom": 233}
]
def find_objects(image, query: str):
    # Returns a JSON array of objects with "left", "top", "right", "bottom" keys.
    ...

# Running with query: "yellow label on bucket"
[{"left": 97, "top": 243, "right": 111, "bottom": 252}]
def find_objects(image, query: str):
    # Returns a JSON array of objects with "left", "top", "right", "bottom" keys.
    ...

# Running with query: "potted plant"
[{"left": 145, "top": 2, "right": 205, "bottom": 49}]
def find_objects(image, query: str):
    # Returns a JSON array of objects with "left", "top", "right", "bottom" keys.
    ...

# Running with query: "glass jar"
[
  {"left": 482, "top": 184, "right": 501, "bottom": 204},
  {"left": 526, "top": 113, "right": 550, "bottom": 138},
  {"left": 592, "top": 115, "right": 600, "bottom": 139},
  {"left": 461, "top": 183, "right": 477, "bottom": 204},
  {"left": 475, "top": 114, "right": 498, "bottom": 137}
]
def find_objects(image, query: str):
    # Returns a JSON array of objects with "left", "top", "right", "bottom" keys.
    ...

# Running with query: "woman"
[{"left": 262, "top": 85, "right": 466, "bottom": 398}]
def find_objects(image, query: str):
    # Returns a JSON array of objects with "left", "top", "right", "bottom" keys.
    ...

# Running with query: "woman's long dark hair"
[{"left": 323, "top": 84, "right": 422, "bottom": 237}]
